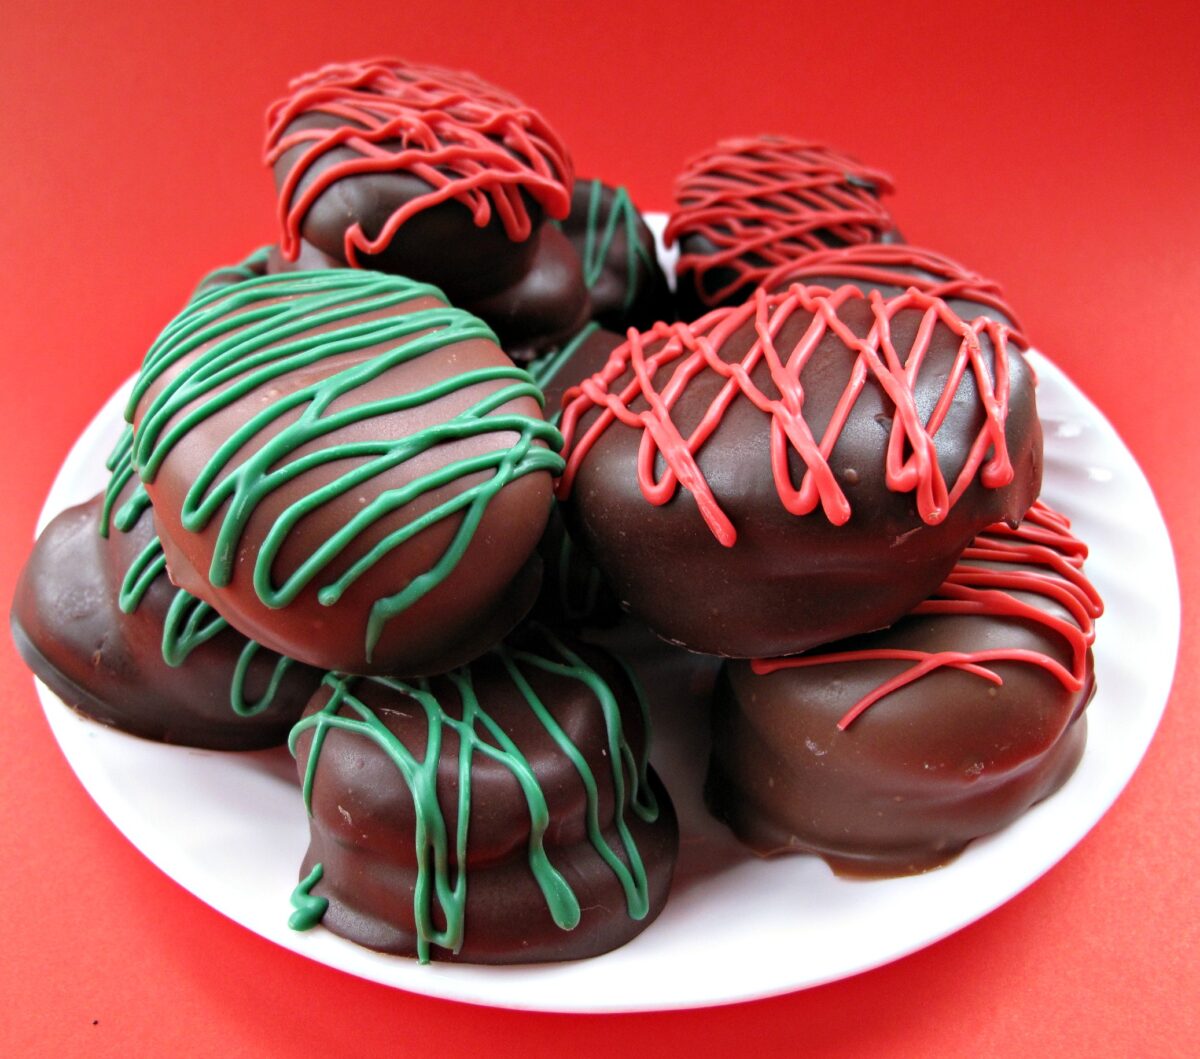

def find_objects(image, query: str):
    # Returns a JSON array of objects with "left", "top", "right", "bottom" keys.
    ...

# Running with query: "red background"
[{"left": 2, "top": 1, "right": 1198, "bottom": 1055}]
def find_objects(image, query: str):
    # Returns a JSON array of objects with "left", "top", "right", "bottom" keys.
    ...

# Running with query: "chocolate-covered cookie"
[
  {"left": 706, "top": 503, "right": 1103, "bottom": 875},
  {"left": 11, "top": 485, "right": 321, "bottom": 749},
  {"left": 665, "top": 135, "right": 899, "bottom": 319},
  {"left": 126, "top": 270, "right": 562, "bottom": 676},
  {"left": 558, "top": 178, "right": 674, "bottom": 333},
  {"left": 557, "top": 282, "right": 1042, "bottom": 658},
  {"left": 264, "top": 58, "right": 589, "bottom": 361},
  {"left": 288, "top": 625, "right": 677, "bottom": 963}
]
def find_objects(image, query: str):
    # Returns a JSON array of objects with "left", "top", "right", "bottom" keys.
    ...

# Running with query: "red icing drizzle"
[
  {"left": 752, "top": 502, "right": 1104, "bottom": 729},
  {"left": 761, "top": 243, "right": 1027, "bottom": 347},
  {"left": 557, "top": 283, "right": 1017, "bottom": 547},
  {"left": 264, "top": 58, "right": 573, "bottom": 265},
  {"left": 664, "top": 136, "right": 896, "bottom": 308}
]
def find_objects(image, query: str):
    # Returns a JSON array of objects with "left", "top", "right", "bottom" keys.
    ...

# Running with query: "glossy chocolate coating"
[
  {"left": 532, "top": 323, "right": 623, "bottom": 418},
  {"left": 267, "top": 74, "right": 590, "bottom": 364},
  {"left": 706, "top": 559, "right": 1096, "bottom": 876},
  {"left": 271, "top": 107, "right": 546, "bottom": 295},
  {"left": 10, "top": 491, "right": 320, "bottom": 749},
  {"left": 460, "top": 223, "right": 591, "bottom": 363},
  {"left": 674, "top": 227, "right": 904, "bottom": 323},
  {"left": 532, "top": 502, "right": 622, "bottom": 629},
  {"left": 561, "top": 297, "right": 1042, "bottom": 658},
  {"left": 292, "top": 631, "right": 678, "bottom": 963},
  {"left": 135, "top": 279, "right": 556, "bottom": 676},
  {"left": 558, "top": 179, "right": 674, "bottom": 333},
  {"left": 767, "top": 244, "right": 1022, "bottom": 336},
  {"left": 265, "top": 225, "right": 591, "bottom": 365}
]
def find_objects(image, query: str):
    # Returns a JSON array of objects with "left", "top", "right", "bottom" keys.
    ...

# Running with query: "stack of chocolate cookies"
[{"left": 12, "top": 59, "right": 1102, "bottom": 964}]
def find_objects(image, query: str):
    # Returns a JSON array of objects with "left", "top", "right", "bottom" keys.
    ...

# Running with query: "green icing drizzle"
[
  {"left": 554, "top": 528, "right": 606, "bottom": 623},
  {"left": 100, "top": 252, "right": 312, "bottom": 716},
  {"left": 579, "top": 181, "right": 655, "bottom": 313},
  {"left": 526, "top": 321, "right": 599, "bottom": 421},
  {"left": 287, "top": 626, "right": 659, "bottom": 962},
  {"left": 126, "top": 270, "right": 565, "bottom": 662},
  {"left": 289, "top": 863, "right": 329, "bottom": 930},
  {"left": 102, "top": 246, "right": 273, "bottom": 541}
]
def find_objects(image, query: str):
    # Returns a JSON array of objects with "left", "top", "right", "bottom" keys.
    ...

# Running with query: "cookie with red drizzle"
[
  {"left": 264, "top": 58, "right": 589, "bottom": 361},
  {"left": 765, "top": 242, "right": 1027, "bottom": 347},
  {"left": 665, "top": 135, "right": 899, "bottom": 319},
  {"left": 556, "top": 282, "right": 1041, "bottom": 658},
  {"left": 705, "top": 501, "right": 1103, "bottom": 876}
]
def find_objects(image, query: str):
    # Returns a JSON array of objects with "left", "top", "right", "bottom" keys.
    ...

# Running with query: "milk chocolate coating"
[
  {"left": 135, "top": 278, "right": 556, "bottom": 676},
  {"left": 561, "top": 297, "right": 1042, "bottom": 658},
  {"left": 558, "top": 179, "right": 674, "bottom": 333},
  {"left": 292, "top": 631, "right": 678, "bottom": 963},
  {"left": 10, "top": 491, "right": 320, "bottom": 749},
  {"left": 706, "top": 569, "right": 1095, "bottom": 876}
]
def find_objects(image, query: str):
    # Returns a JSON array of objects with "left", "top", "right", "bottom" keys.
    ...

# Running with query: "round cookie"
[
  {"left": 128, "top": 269, "right": 563, "bottom": 676},
  {"left": 11, "top": 483, "right": 321, "bottom": 749},
  {"left": 556, "top": 282, "right": 1042, "bottom": 658},
  {"left": 288, "top": 624, "right": 677, "bottom": 964},
  {"left": 264, "top": 58, "right": 589, "bottom": 361},
  {"left": 706, "top": 502, "right": 1103, "bottom": 875},
  {"left": 665, "top": 135, "right": 899, "bottom": 319},
  {"left": 558, "top": 178, "right": 674, "bottom": 333}
]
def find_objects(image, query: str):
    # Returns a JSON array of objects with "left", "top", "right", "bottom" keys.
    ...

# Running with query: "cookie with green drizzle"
[
  {"left": 289, "top": 624, "right": 677, "bottom": 963},
  {"left": 126, "top": 270, "right": 563, "bottom": 676},
  {"left": 557, "top": 178, "right": 674, "bottom": 334},
  {"left": 11, "top": 482, "right": 322, "bottom": 749}
]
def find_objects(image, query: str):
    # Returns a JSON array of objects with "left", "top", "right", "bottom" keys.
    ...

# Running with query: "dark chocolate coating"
[
  {"left": 461, "top": 223, "right": 591, "bottom": 363},
  {"left": 292, "top": 631, "right": 678, "bottom": 963},
  {"left": 562, "top": 297, "right": 1042, "bottom": 658},
  {"left": 532, "top": 502, "right": 622, "bottom": 629},
  {"left": 136, "top": 284, "right": 555, "bottom": 676},
  {"left": 706, "top": 562, "right": 1095, "bottom": 876},
  {"left": 265, "top": 225, "right": 590, "bottom": 365},
  {"left": 269, "top": 98, "right": 590, "bottom": 364},
  {"left": 10, "top": 491, "right": 321, "bottom": 749},
  {"left": 675, "top": 228, "right": 905, "bottom": 323},
  {"left": 532, "top": 324, "right": 623, "bottom": 418},
  {"left": 558, "top": 179, "right": 675, "bottom": 333},
  {"left": 271, "top": 110, "right": 545, "bottom": 296}
]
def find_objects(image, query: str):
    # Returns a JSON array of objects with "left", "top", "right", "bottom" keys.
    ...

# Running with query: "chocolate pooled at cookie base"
[
  {"left": 664, "top": 135, "right": 900, "bottom": 320},
  {"left": 555, "top": 281, "right": 1042, "bottom": 658},
  {"left": 11, "top": 477, "right": 322, "bottom": 749},
  {"left": 288, "top": 623, "right": 677, "bottom": 964},
  {"left": 263, "top": 58, "right": 590, "bottom": 362},
  {"left": 706, "top": 502, "right": 1104, "bottom": 876},
  {"left": 124, "top": 268, "right": 563, "bottom": 676}
]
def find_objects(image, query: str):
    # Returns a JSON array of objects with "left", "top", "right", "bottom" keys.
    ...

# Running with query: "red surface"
[{"left": 2, "top": 2, "right": 1198, "bottom": 1055}]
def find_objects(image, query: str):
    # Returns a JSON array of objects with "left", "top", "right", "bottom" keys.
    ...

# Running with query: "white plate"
[{"left": 32, "top": 347, "right": 1178, "bottom": 1013}]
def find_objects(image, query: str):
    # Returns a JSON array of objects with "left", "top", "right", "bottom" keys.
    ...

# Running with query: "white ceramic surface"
[{"left": 30, "top": 345, "right": 1179, "bottom": 1012}]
